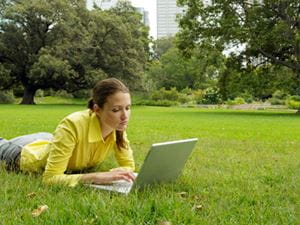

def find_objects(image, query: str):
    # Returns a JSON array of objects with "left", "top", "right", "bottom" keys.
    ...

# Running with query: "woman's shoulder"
[{"left": 62, "top": 109, "right": 91, "bottom": 124}]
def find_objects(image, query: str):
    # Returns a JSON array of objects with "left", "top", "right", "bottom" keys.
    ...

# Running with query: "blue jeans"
[{"left": 0, "top": 132, "right": 53, "bottom": 170}]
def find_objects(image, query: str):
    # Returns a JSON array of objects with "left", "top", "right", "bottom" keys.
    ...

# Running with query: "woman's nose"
[{"left": 121, "top": 109, "right": 128, "bottom": 120}]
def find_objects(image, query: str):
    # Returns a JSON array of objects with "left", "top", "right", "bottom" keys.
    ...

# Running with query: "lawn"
[{"left": 0, "top": 104, "right": 299, "bottom": 225}]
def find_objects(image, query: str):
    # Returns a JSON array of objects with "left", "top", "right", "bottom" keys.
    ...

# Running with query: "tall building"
[
  {"left": 157, "top": 0, "right": 184, "bottom": 38},
  {"left": 135, "top": 7, "right": 150, "bottom": 27},
  {"left": 90, "top": 0, "right": 150, "bottom": 27},
  {"left": 95, "top": 0, "right": 118, "bottom": 10}
]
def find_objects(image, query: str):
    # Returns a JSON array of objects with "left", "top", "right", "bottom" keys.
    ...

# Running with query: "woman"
[{"left": 0, "top": 78, "right": 136, "bottom": 186}]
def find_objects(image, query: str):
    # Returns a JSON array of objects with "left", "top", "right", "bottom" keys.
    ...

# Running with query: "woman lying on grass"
[{"left": 0, "top": 78, "right": 136, "bottom": 186}]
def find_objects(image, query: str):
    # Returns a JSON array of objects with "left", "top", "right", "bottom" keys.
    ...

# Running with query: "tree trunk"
[
  {"left": 297, "top": 108, "right": 300, "bottom": 114},
  {"left": 20, "top": 86, "right": 37, "bottom": 104}
]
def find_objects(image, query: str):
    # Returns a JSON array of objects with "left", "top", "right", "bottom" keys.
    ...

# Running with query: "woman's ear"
[{"left": 93, "top": 104, "right": 101, "bottom": 113}]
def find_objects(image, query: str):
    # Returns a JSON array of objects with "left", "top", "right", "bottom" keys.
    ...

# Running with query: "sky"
[{"left": 130, "top": 0, "right": 157, "bottom": 38}]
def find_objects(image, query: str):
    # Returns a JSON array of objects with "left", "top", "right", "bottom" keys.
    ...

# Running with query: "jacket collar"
[{"left": 88, "top": 110, "right": 116, "bottom": 143}]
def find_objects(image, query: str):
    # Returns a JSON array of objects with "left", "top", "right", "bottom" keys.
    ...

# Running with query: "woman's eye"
[{"left": 112, "top": 109, "right": 119, "bottom": 112}]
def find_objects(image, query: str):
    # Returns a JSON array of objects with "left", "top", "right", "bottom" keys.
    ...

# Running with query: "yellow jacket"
[{"left": 20, "top": 109, "right": 135, "bottom": 186}]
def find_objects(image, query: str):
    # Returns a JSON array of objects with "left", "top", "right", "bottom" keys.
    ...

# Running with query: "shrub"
[
  {"left": 240, "top": 92, "right": 254, "bottom": 103},
  {"left": 181, "top": 87, "right": 193, "bottom": 95},
  {"left": 35, "top": 89, "right": 44, "bottom": 97},
  {"left": 202, "top": 87, "right": 222, "bottom": 104},
  {"left": 72, "top": 89, "right": 90, "bottom": 99},
  {"left": 270, "top": 98, "right": 285, "bottom": 105},
  {"left": 270, "top": 90, "right": 289, "bottom": 105},
  {"left": 135, "top": 99, "right": 178, "bottom": 107},
  {"left": 234, "top": 97, "right": 246, "bottom": 104},
  {"left": 192, "top": 89, "right": 204, "bottom": 104},
  {"left": 0, "top": 90, "right": 15, "bottom": 104},
  {"left": 151, "top": 88, "right": 165, "bottom": 101},
  {"left": 164, "top": 87, "right": 179, "bottom": 101},
  {"left": 151, "top": 87, "right": 179, "bottom": 102},
  {"left": 54, "top": 90, "right": 73, "bottom": 98},
  {"left": 226, "top": 97, "right": 245, "bottom": 105},
  {"left": 178, "top": 93, "right": 190, "bottom": 104},
  {"left": 286, "top": 95, "right": 300, "bottom": 109},
  {"left": 225, "top": 99, "right": 235, "bottom": 105},
  {"left": 152, "top": 100, "right": 178, "bottom": 107}
]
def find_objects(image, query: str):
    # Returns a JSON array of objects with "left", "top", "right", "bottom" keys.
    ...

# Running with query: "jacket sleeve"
[
  {"left": 113, "top": 132, "right": 135, "bottom": 171},
  {"left": 42, "top": 118, "right": 82, "bottom": 187}
]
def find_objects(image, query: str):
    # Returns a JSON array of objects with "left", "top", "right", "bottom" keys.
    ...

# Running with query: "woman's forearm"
[{"left": 81, "top": 171, "right": 136, "bottom": 184}]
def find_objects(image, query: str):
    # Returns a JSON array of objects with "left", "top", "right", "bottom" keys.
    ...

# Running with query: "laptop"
[{"left": 89, "top": 138, "right": 198, "bottom": 194}]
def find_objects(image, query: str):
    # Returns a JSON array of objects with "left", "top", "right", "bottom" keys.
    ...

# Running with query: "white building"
[
  {"left": 95, "top": 0, "right": 118, "bottom": 10},
  {"left": 90, "top": 0, "right": 149, "bottom": 27},
  {"left": 156, "top": 0, "right": 184, "bottom": 38},
  {"left": 135, "top": 7, "right": 150, "bottom": 27}
]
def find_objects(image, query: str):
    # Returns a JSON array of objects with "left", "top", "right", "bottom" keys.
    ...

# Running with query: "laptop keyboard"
[{"left": 112, "top": 180, "right": 133, "bottom": 188}]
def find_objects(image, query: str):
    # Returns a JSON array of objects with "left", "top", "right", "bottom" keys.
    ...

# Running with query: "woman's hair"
[{"left": 88, "top": 78, "right": 130, "bottom": 150}]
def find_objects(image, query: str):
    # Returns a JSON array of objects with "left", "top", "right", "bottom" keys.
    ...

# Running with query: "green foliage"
[
  {"left": 201, "top": 88, "right": 222, "bottom": 104},
  {"left": 178, "top": 93, "right": 190, "bottom": 104},
  {"left": 0, "top": 64, "right": 11, "bottom": 89},
  {"left": 234, "top": 97, "right": 246, "bottom": 105},
  {"left": 226, "top": 97, "right": 246, "bottom": 105},
  {"left": 240, "top": 92, "right": 254, "bottom": 104},
  {"left": 270, "top": 90, "right": 289, "bottom": 105},
  {"left": 151, "top": 87, "right": 179, "bottom": 102},
  {"left": 34, "top": 96, "right": 86, "bottom": 105},
  {"left": 147, "top": 99, "right": 178, "bottom": 107},
  {"left": 53, "top": 90, "right": 73, "bottom": 98},
  {"left": 181, "top": 87, "right": 193, "bottom": 95},
  {"left": 192, "top": 89, "right": 205, "bottom": 104},
  {"left": 72, "top": 89, "right": 90, "bottom": 99},
  {"left": 152, "top": 36, "right": 175, "bottom": 59},
  {"left": 286, "top": 96, "right": 300, "bottom": 109},
  {"left": 218, "top": 62, "right": 294, "bottom": 102},
  {"left": 0, "top": 0, "right": 150, "bottom": 104},
  {"left": 35, "top": 89, "right": 44, "bottom": 97},
  {"left": 0, "top": 90, "right": 14, "bottom": 103},
  {"left": 177, "top": 0, "right": 300, "bottom": 75},
  {"left": 147, "top": 40, "right": 225, "bottom": 92}
]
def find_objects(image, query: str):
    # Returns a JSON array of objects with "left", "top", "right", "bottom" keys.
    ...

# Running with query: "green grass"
[{"left": 0, "top": 104, "right": 299, "bottom": 225}]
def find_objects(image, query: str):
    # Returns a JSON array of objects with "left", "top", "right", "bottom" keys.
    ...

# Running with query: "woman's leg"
[{"left": 0, "top": 132, "right": 53, "bottom": 170}]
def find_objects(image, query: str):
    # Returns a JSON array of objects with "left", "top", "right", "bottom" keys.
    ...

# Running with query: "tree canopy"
[
  {"left": 147, "top": 37, "right": 225, "bottom": 91},
  {"left": 0, "top": 0, "right": 149, "bottom": 104},
  {"left": 177, "top": 0, "right": 300, "bottom": 78}
]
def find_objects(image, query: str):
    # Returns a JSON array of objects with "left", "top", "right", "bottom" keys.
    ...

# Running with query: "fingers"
[
  {"left": 89, "top": 171, "right": 136, "bottom": 184},
  {"left": 112, "top": 171, "right": 135, "bottom": 182}
]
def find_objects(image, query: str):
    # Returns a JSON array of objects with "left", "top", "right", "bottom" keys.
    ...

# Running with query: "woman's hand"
[{"left": 81, "top": 170, "right": 136, "bottom": 184}]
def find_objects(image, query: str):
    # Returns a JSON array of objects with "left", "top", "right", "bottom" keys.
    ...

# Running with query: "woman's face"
[{"left": 96, "top": 91, "right": 131, "bottom": 132}]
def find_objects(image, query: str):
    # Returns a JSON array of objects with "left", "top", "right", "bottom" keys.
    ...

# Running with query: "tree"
[
  {"left": 177, "top": 0, "right": 300, "bottom": 79},
  {"left": 0, "top": 0, "right": 149, "bottom": 104},
  {"left": 152, "top": 37, "right": 175, "bottom": 60},
  {"left": 0, "top": 0, "right": 91, "bottom": 104},
  {"left": 147, "top": 40, "right": 225, "bottom": 91}
]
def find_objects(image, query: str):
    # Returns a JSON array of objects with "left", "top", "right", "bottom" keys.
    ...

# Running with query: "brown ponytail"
[
  {"left": 87, "top": 78, "right": 130, "bottom": 150},
  {"left": 87, "top": 99, "right": 94, "bottom": 110}
]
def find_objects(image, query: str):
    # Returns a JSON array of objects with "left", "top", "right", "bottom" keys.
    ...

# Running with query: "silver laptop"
[{"left": 89, "top": 138, "right": 198, "bottom": 194}]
